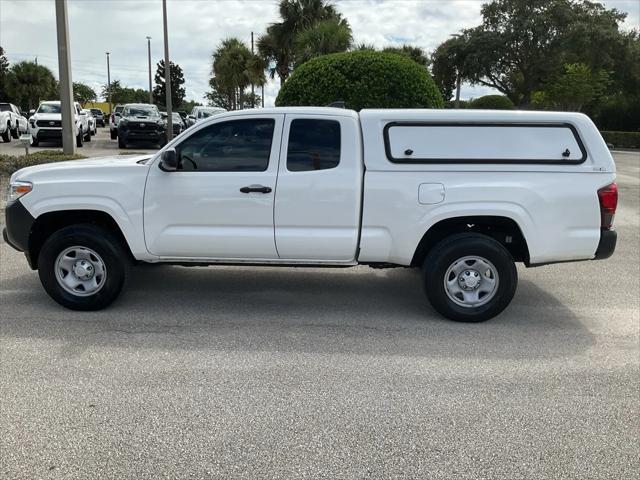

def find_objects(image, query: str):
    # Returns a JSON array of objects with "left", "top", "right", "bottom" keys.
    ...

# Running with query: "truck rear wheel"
[
  {"left": 37, "top": 224, "right": 130, "bottom": 311},
  {"left": 422, "top": 233, "right": 517, "bottom": 322}
]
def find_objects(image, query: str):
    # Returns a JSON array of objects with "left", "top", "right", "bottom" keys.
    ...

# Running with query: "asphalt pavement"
[
  {"left": 0, "top": 151, "right": 638, "bottom": 479},
  {"left": 0, "top": 126, "right": 159, "bottom": 157}
]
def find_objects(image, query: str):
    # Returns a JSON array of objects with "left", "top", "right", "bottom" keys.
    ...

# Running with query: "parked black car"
[
  {"left": 117, "top": 104, "right": 166, "bottom": 149},
  {"left": 160, "top": 111, "right": 186, "bottom": 135},
  {"left": 90, "top": 108, "right": 105, "bottom": 127}
]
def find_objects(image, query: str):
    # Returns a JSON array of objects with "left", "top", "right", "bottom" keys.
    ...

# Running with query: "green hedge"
[
  {"left": 0, "top": 150, "right": 86, "bottom": 175},
  {"left": 276, "top": 51, "right": 444, "bottom": 111},
  {"left": 600, "top": 131, "right": 640, "bottom": 149},
  {"left": 468, "top": 95, "right": 515, "bottom": 110}
]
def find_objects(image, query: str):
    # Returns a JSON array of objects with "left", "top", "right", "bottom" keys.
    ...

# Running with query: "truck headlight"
[{"left": 7, "top": 181, "right": 33, "bottom": 203}]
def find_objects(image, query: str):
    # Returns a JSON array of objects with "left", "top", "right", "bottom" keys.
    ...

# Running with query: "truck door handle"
[{"left": 240, "top": 185, "right": 272, "bottom": 194}]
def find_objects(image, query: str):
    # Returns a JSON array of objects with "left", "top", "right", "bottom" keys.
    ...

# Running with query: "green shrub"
[
  {"left": 469, "top": 95, "right": 515, "bottom": 110},
  {"left": 276, "top": 51, "right": 444, "bottom": 110},
  {"left": 592, "top": 95, "right": 640, "bottom": 132},
  {"left": 444, "top": 100, "right": 469, "bottom": 109},
  {"left": 0, "top": 150, "right": 86, "bottom": 175},
  {"left": 600, "top": 131, "right": 640, "bottom": 149}
]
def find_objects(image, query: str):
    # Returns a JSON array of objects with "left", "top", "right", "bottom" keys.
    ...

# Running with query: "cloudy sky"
[{"left": 1, "top": 0, "right": 638, "bottom": 107}]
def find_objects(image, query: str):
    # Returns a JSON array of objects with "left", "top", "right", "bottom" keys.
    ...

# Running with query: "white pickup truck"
[
  {"left": 3, "top": 107, "right": 618, "bottom": 321},
  {"left": 0, "top": 102, "right": 28, "bottom": 142}
]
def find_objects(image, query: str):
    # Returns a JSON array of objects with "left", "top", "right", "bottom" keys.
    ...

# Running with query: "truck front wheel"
[
  {"left": 423, "top": 233, "right": 517, "bottom": 322},
  {"left": 37, "top": 224, "right": 130, "bottom": 311}
]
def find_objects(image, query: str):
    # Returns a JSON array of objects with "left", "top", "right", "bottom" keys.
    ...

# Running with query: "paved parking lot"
[
  {"left": 0, "top": 126, "right": 160, "bottom": 157},
  {"left": 0, "top": 151, "right": 638, "bottom": 479}
]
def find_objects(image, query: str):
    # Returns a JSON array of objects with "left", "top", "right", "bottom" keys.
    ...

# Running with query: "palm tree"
[
  {"left": 257, "top": 0, "right": 346, "bottom": 84},
  {"left": 294, "top": 18, "right": 353, "bottom": 66},
  {"left": 5, "top": 61, "right": 57, "bottom": 110},
  {"left": 212, "top": 38, "right": 266, "bottom": 110}
]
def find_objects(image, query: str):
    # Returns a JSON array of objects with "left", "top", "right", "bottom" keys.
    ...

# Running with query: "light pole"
[
  {"left": 162, "top": 0, "right": 172, "bottom": 142},
  {"left": 146, "top": 36, "right": 153, "bottom": 104},
  {"left": 106, "top": 52, "right": 112, "bottom": 115},
  {"left": 450, "top": 33, "right": 462, "bottom": 109},
  {"left": 455, "top": 69, "right": 461, "bottom": 109},
  {"left": 251, "top": 31, "right": 254, "bottom": 109},
  {"left": 55, "top": 0, "right": 76, "bottom": 154}
]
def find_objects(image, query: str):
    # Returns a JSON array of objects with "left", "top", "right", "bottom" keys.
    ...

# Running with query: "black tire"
[
  {"left": 11, "top": 126, "right": 19, "bottom": 139},
  {"left": 76, "top": 128, "right": 83, "bottom": 147},
  {"left": 118, "top": 136, "right": 126, "bottom": 149},
  {"left": 422, "top": 233, "right": 517, "bottom": 322},
  {"left": 85, "top": 127, "right": 91, "bottom": 141},
  {"left": 2, "top": 123, "right": 11, "bottom": 142},
  {"left": 31, "top": 135, "right": 39, "bottom": 147},
  {"left": 37, "top": 224, "right": 130, "bottom": 311},
  {"left": 110, "top": 129, "right": 117, "bottom": 140}
]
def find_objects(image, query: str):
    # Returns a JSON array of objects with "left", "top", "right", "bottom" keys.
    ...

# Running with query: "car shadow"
[{"left": 1, "top": 263, "right": 595, "bottom": 360}]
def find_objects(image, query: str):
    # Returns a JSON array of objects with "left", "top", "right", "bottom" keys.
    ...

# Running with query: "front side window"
[
  {"left": 176, "top": 118, "right": 275, "bottom": 172},
  {"left": 287, "top": 119, "right": 341, "bottom": 172}
]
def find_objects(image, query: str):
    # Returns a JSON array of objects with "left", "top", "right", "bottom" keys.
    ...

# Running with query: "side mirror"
[{"left": 159, "top": 148, "right": 178, "bottom": 171}]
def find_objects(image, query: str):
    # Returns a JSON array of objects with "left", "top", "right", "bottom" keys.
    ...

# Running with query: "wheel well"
[
  {"left": 28, "top": 210, "right": 134, "bottom": 270},
  {"left": 411, "top": 216, "right": 530, "bottom": 267}
]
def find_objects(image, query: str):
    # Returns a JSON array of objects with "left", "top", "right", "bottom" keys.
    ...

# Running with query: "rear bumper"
[{"left": 594, "top": 229, "right": 617, "bottom": 260}]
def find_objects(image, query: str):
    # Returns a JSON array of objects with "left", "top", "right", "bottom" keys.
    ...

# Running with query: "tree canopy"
[
  {"left": 73, "top": 82, "right": 97, "bottom": 105},
  {"left": 431, "top": 0, "right": 630, "bottom": 106},
  {"left": 0, "top": 47, "right": 9, "bottom": 101},
  {"left": 208, "top": 37, "right": 266, "bottom": 110},
  {"left": 258, "top": 0, "right": 351, "bottom": 84},
  {"left": 101, "top": 80, "right": 149, "bottom": 105},
  {"left": 153, "top": 60, "right": 186, "bottom": 108},
  {"left": 5, "top": 61, "right": 57, "bottom": 110}
]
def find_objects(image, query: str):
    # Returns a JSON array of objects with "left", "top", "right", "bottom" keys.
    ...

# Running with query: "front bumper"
[
  {"left": 594, "top": 229, "right": 617, "bottom": 260},
  {"left": 33, "top": 128, "right": 63, "bottom": 140},
  {"left": 3, "top": 199, "right": 36, "bottom": 268},
  {"left": 119, "top": 129, "right": 163, "bottom": 142}
]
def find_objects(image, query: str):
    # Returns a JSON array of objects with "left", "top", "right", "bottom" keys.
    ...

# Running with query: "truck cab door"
[
  {"left": 274, "top": 114, "right": 363, "bottom": 261},
  {"left": 144, "top": 114, "right": 284, "bottom": 259}
]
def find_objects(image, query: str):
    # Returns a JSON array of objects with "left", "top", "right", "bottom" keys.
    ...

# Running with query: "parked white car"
[
  {"left": 0, "top": 102, "right": 28, "bottom": 142},
  {"left": 81, "top": 109, "right": 98, "bottom": 136},
  {"left": 186, "top": 106, "right": 226, "bottom": 127},
  {"left": 28, "top": 101, "right": 91, "bottom": 147},
  {"left": 109, "top": 105, "right": 124, "bottom": 139},
  {"left": 4, "top": 107, "right": 617, "bottom": 321}
]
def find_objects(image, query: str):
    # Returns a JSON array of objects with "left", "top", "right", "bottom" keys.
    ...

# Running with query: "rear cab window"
[{"left": 287, "top": 119, "right": 341, "bottom": 172}]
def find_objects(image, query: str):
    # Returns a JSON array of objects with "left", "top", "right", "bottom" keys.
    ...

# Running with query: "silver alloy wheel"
[
  {"left": 55, "top": 246, "right": 107, "bottom": 297},
  {"left": 444, "top": 255, "right": 499, "bottom": 308}
]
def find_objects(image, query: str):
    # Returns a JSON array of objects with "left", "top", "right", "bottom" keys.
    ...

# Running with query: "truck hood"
[
  {"left": 11, "top": 154, "right": 153, "bottom": 182},
  {"left": 32, "top": 112, "right": 64, "bottom": 121}
]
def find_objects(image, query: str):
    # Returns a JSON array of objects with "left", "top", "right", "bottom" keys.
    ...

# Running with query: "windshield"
[
  {"left": 91, "top": 109, "right": 102, "bottom": 115},
  {"left": 172, "top": 113, "right": 182, "bottom": 121},
  {"left": 200, "top": 109, "right": 222, "bottom": 118},
  {"left": 0, "top": 104, "right": 10, "bottom": 112},
  {"left": 37, "top": 104, "right": 61, "bottom": 114},
  {"left": 115, "top": 106, "right": 124, "bottom": 113},
  {"left": 123, "top": 106, "right": 156, "bottom": 117}
]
